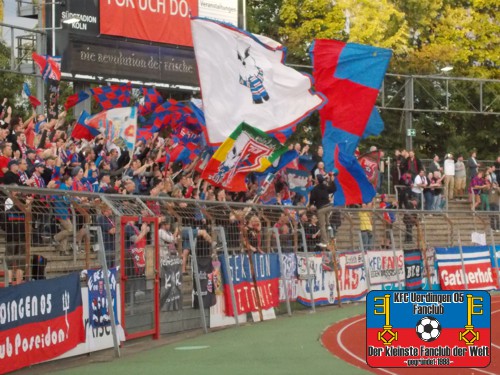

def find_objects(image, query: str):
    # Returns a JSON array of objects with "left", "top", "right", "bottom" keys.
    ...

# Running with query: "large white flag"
[{"left": 191, "top": 18, "right": 325, "bottom": 146}]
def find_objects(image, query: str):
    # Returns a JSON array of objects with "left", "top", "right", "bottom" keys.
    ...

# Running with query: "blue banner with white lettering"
[
  {"left": 404, "top": 249, "right": 423, "bottom": 290},
  {"left": 0, "top": 273, "right": 84, "bottom": 374},
  {"left": 87, "top": 268, "right": 119, "bottom": 328}
]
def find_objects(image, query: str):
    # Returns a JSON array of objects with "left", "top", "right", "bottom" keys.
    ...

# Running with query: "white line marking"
[{"left": 337, "top": 316, "right": 398, "bottom": 375}]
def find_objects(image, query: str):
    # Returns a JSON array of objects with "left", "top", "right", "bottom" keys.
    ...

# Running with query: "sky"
[
  {"left": 2, "top": 1, "right": 40, "bottom": 49},
  {"left": 4, "top": 0, "right": 38, "bottom": 28}
]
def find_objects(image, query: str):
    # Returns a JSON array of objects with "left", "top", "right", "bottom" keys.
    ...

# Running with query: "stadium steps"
[
  {"left": 331, "top": 197, "right": 500, "bottom": 251},
  {"left": 29, "top": 244, "right": 100, "bottom": 277}
]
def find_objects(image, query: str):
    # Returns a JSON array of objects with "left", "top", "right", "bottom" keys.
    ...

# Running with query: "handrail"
[
  {"left": 342, "top": 211, "right": 355, "bottom": 250},
  {"left": 443, "top": 214, "right": 454, "bottom": 247}
]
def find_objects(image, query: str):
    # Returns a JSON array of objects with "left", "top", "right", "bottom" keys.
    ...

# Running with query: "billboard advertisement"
[
  {"left": 63, "top": 35, "right": 198, "bottom": 86},
  {"left": 99, "top": 0, "right": 199, "bottom": 47},
  {"left": 45, "top": 0, "right": 237, "bottom": 85}
]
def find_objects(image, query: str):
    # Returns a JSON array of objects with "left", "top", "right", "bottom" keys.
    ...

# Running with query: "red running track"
[{"left": 322, "top": 295, "right": 500, "bottom": 375}]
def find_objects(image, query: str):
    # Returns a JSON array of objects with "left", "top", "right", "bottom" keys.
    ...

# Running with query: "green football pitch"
[{"left": 52, "top": 303, "right": 370, "bottom": 375}]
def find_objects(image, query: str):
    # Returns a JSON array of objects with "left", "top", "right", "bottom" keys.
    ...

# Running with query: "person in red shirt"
[{"left": 0, "top": 143, "right": 12, "bottom": 183}]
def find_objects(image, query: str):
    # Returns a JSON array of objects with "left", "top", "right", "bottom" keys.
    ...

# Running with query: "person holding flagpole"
[{"left": 309, "top": 173, "right": 337, "bottom": 210}]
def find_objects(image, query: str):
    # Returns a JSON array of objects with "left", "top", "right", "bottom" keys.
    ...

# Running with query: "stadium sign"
[{"left": 63, "top": 35, "right": 198, "bottom": 86}]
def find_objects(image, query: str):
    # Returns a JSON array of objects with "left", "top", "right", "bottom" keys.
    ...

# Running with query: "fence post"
[
  {"left": 70, "top": 201, "right": 77, "bottom": 263},
  {"left": 270, "top": 227, "right": 291, "bottom": 317},
  {"left": 489, "top": 228, "right": 500, "bottom": 289},
  {"left": 389, "top": 230, "right": 403, "bottom": 290},
  {"left": 299, "top": 227, "right": 316, "bottom": 313},
  {"left": 185, "top": 226, "right": 208, "bottom": 334},
  {"left": 387, "top": 157, "right": 391, "bottom": 195},
  {"left": 359, "top": 231, "right": 372, "bottom": 292},
  {"left": 216, "top": 226, "right": 239, "bottom": 326},
  {"left": 328, "top": 238, "right": 342, "bottom": 307},
  {"left": 457, "top": 230, "right": 469, "bottom": 290},
  {"left": 100, "top": 195, "right": 122, "bottom": 272}
]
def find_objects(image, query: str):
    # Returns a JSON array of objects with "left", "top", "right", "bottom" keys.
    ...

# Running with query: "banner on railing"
[
  {"left": 365, "top": 249, "right": 404, "bottom": 285},
  {"left": 404, "top": 249, "right": 423, "bottom": 290},
  {"left": 160, "top": 257, "right": 182, "bottom": 311},
  {"left": 337, "top": 252, "right": 368, "bottom": 302},
  {"left": 296, "top": 253, "right": 335, "bottom": 306},
  {"left": 86, "top": 268, "right": 120, "bottom": 327},
  {"left": 193, "top": 257, "right": 216, "bottom": 309},
  {"left": 295, "top": 252, "right": 368, "bottom": 306},
  {"left": 219, "top": 253, "right": 280, "bottom": 316},
  {"left": 0, "top": 273, "right": 85, "bottom": 374},
  {"left": 55, "top": 285, "right": 123, "bottom": 360},
  {"left": 436, "top": 246, "right": 496, "bottom": 290},
  {"left": 422, "top": 247, "right": 440, "bottom": 290},
  {"left": 279, "top": 253, "right": 299, "bottom": 302},
  {"left": 210, "top": 258, "right": 249, "bottom": 328}
]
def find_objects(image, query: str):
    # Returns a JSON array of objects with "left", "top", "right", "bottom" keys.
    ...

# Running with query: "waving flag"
[
  {"left": 333, "top": 144, "right": 376, "bottom": 206},
  {"left": 170, "top": 142, "right": 201, "bottom": 166},
  {"left": 201, "top": 122, "right": 287, "bottom": 192},
  {"left": 90, "top": 82, "right": 132, "bottom": 110},
  {"left": 87, "top": 107, "right": 137, "bottom": 154},
  {"left": 286, "top": 168, "right": 312, "bottom": 196},
  {"left": 358, "top": 149, "right": 382, "bottom": 188},
  {"left": 310, "top": 39, "right": 391, "bottom": 140},
  {"left": 136, "top": 125, "right": 155, "bottom": 143},
  {"left": 191, "top": 18, "right": 325, "bottom": 146},
  {"left": 71, "top": 110, "right": 100, "bottom": 141},
  {"left": 310, "top": 39, "right": 391, "bottom": 205},
  {"left": 32, "top": 52, "right": 61, "bottom": 81},
  {"left": 151, "top": 99, "right": 203, "bottom": 134},
  {"left": 64, "top": 91, "right": 90, "bottom": 110},
  {"left": 22, "top": 83, "right": 41, "bottom": 108},
  {"left": 138, "top": 87, "right": 164, "bottom": 116}
]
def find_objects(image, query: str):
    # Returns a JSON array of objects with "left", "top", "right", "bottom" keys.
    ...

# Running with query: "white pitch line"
[{"left": 337, "top": 316, "right": 398, "bottom": 375}]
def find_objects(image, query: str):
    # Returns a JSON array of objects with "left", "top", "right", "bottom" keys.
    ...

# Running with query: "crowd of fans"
[{"left": 0, "top": 101, "right": 499, "bottom": 276}]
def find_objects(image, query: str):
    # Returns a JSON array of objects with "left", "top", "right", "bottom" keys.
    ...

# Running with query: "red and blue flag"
[
  {"left": 310, "top": 39, "right": 391, "bottom": 205},
  {"left": 64, "top": 91, "right": 90, "bottom": 110},
  {"left": 90, "top": 82, "right": 132, "bottom": 110},
  {"left": 22, "top": 83, "right": 41, "bottom": 108},
  {"left": 136, "top": 125, "right": 155, "bottom": 143},
  {"left": 71, "top": 110, "right": 100, "bottom": 141},
  {"left": 32, "top": 52, "right": 61, "bottom": 81},
  {"left": 333, "top": 143, "right": 376, "bottom": 206},
  {"left": 151, "top": 99, "right": 203, "bottom": 134},
  {"left": 138, "top": 87, "right": 164, "bottom": 116}
]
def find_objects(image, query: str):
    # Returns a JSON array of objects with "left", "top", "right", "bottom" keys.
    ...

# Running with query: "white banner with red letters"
[
  {"left": 435, "top": 245, "right": 496, "bottom": 290},
  {"left": 295, "top": 252, "right": 367, "bottom": 307},
  {"left": 365, "top": 249, "right": 405, "bottom": 285}
]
